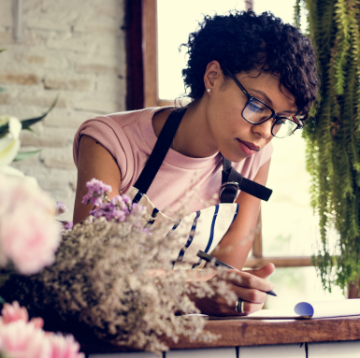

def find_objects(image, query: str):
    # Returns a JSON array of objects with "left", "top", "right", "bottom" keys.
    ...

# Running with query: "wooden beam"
[
  {"left": 245, "top": 256, "right": 313, "bottom": 268},
  {"left": 142, "top": 0, "right": 158, "bottom": 108},
  {"left": 348, "top": 281, "right": 360, "bottom": 299},
  {"left": 125, "top": 0, "right": 144, "bottom": 110}
]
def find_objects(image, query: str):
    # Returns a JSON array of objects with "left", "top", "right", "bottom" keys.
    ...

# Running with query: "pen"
[{"left": 196, "top": 250, "right": 277, "bottom": 297}]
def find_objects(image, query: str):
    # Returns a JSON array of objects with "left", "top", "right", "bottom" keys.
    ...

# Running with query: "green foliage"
[
  {"left": 13, "top": 149, "right": 42, "bottom": 162},
  {"left": 21, "top": 95, "right": 58, "bottom": 131},
  {"left": 0, "top": 96, "right": 58, "bottom": 139},
  {"left": 294, "top": 0, "right": 302, "bottom": 28},
  {"left": 299, "top": 0, "right": 360, "bottom": 291}
]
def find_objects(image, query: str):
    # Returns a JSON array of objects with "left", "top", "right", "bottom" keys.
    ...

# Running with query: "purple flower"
[
  {"left": 56, "top": 201, "right": 68, "bottom": 216},
  {"left": 82, "top": 179, "right": 113, "bottom": 208},
  {"left": 122, "top": 194, "right": 131, "bottom": 204},
  {"left": 86, "top": 179, "right": 112, "bottom": 197},
  {"left": 81, "top": 193, "right": 91, "bottom": 205},
  {"left": 65, "top": 222, "right": 73, "bottom": 230},
  {"left": 131, "top": 203, "right": 146, "bottom": 216},
  {"left": 81, "top": 179, "right": 148, "bottom": 224},
  {"left": 90, "top": 196, "right": 103, "bottom": 207},
  {"left": 90, "top": 209, "right": 104, "bottom": 218},
  {"left": 113, "top": 210, "right": 126, "bottom": 222},
  {"left": 111, "top": 195, "right": 123, "bottom": 205}
]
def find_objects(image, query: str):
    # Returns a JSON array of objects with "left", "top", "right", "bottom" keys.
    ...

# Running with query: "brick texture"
[{"left": 1, "top": 0, "right": 126, "bottom": 221}]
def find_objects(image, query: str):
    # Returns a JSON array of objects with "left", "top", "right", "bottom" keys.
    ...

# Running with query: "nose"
[{"left": 252, "top": 118, "right": 273, "bottom": 139}]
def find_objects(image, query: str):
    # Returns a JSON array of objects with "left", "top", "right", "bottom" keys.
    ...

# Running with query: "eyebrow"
[{"left": 249, "top": 88, "right": 297, "bottom": 115}]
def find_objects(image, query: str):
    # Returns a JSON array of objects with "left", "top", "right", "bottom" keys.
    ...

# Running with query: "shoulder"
[
  {"left": 73, "top": 107, "right": 163, "bottom": 166},
  {"left": 76, "top": 107, "right": 158, "bottom": 137}
]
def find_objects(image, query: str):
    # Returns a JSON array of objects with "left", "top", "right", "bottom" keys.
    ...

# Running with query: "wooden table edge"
[{"left": 81, "top": 316, "right": 360, "bottom": 354}]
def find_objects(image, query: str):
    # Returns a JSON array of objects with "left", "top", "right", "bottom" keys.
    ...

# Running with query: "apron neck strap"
[{"left": 134, "top": 108, "right": 186, "bottom": 195}]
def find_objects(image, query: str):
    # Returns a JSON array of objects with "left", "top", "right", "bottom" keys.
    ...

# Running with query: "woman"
[{"left": 73, "top": 11, "right": 317, "bottom": 315}]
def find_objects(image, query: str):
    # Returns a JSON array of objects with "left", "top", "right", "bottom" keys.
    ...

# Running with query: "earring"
[{"left": 207, "top": 88, "right": 211, "bottom": 93}]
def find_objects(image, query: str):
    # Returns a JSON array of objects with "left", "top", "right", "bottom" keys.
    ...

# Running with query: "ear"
[{"left": 204, "top": 61, "right": 224, "bottom": 92}]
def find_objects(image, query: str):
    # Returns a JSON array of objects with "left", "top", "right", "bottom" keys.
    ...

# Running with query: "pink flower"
[
  {"left": 1, "top": 302, "right": 44, "bottom": 329},
  {"left": 0, "top": 302, "right": 84, "bottom": 358},
  {"left": 0, "top": 320, "right": 50, "bottom": 358},
  {"left": 2, "top": 301, "right": 28, "bottom": 324},
  {"left": 0, "top": 174, "right": 61, "bottom": 274},
  {"left": 48, "top": 334, "right": 85, "bottom": 358}
]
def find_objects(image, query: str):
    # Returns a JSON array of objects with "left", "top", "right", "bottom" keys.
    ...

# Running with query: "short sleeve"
[{"left": 73, "top": 116, "right": 135, "bottom": 187}]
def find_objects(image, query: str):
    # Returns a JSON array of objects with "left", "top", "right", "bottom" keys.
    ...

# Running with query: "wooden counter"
[{"left": 85, "top": 316, "right": 360, "bottom": 357}]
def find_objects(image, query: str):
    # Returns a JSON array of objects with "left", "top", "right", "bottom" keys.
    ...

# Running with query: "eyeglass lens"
[{"left": 243, "top": 99, "right": 298, "bottom": 138}]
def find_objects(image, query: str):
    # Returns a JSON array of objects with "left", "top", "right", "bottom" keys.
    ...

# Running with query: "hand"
[{"left": 190, "top": 263, "right": 275, "bottom": 316}]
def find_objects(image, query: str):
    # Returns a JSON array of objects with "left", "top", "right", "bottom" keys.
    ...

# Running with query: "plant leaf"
[
  {"left": 21, "top": 96, "right": 59, "bottom": 130},
  {"left": 13, "top": 149, "right": 42, "bottom": 162},
  {"left": 0, "top": 123, "right": 9, "bottom": 138},
  {"left": 0, "top": 87, "right": 5, "bottom": 93}
]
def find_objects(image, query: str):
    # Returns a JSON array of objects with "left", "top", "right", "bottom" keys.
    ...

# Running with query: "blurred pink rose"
[
  {"left": 0, "top": 174, "right": 61, "bottom": 274},
  {"left": 0, "top": 320, "right": 50, "bottom": 358},
  {"left": 0, "top": 303, "right": 84, "bottom": 358},
  {"left": 2, "top": 302, "right": 44, "bottom": 329},
  {"left": 48, "top": 334, "right": 85, "bottom": 358}
]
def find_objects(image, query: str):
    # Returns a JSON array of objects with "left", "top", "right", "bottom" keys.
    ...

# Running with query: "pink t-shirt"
[{"left": 73, "top": 107, "right": 273, "bottom": 214}]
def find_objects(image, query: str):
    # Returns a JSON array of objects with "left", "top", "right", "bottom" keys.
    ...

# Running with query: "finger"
[
  {"left": 243, "top": 263, "right": 275, "bottom": 279},
  {"left": 241, "top": 301, "right": 265, "bottom": 316},
  {"left": 229, "top": 300, "right": 264, "bottom": 316},
  {"left": 233, "top": 287, "right": 268, "bottom": 304},
  {"left": 225, "top": 271, "right": 274, "bottom": 293}
]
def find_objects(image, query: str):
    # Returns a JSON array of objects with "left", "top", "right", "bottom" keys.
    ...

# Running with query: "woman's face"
[{"left": 204, "top": 64, "right": 298, "bottom": 163}]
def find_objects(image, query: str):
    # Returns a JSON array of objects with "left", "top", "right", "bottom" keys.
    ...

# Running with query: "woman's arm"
[
  {"left": 191, "top": 159, "right": 274, "bottom": 315},
  {"left": 212, "top": 159, "right": 271, "bottom": 269},
  {"left": 73, "top": 135, "right": 121, "bottom": 224}
]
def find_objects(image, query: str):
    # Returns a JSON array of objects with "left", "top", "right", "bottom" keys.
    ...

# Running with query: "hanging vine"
[{"left": 295, "top": 0, "right": 360, "bottom": 291}]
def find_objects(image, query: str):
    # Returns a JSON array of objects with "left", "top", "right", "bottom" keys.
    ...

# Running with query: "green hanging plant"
[{"left": 295, "top": 0, "right": 360, "bottom": 292}]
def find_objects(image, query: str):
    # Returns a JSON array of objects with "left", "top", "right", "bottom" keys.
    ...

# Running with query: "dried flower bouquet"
[{"left": 1, "top": 179, "right": 236, "bottom": 354}]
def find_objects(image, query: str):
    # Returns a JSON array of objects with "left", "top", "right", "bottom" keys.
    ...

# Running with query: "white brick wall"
[{"left": 0, "top": 0, "right": 126, "bottom": 221}]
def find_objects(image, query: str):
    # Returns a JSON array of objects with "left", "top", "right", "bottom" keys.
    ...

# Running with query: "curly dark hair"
[{"left": 182, "top": 11, "right": 318, "bottom": 117}]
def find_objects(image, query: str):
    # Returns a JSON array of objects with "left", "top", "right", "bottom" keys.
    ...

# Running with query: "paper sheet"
[{"left": 244, "top": 299, "right": 360, "bottom": 319}]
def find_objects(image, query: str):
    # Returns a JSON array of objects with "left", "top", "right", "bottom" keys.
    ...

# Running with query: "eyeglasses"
[{"left": 223, "top": 67, "right": 304, "bottom": 138}]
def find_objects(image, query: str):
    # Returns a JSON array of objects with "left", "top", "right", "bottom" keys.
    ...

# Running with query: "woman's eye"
[{"left": 248, "top": 101, "right": 265, "bottom": 113}]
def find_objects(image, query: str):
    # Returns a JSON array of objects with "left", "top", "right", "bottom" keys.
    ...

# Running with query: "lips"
[
  {"left": 239, "top": 140, "right": 260, "bottom": 152},
  {"left": 236, "top": 139, "right": 260, "bottom": 156}
]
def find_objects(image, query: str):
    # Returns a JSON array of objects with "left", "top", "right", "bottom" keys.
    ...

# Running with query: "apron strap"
[
  {"left": 134, "top": 108, "right": 186, "bottom": 195},
  {"left": 220, "top": 157, "right": 273, "bottom": 203}
]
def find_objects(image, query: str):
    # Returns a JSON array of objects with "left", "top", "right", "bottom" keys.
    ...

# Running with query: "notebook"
[{"left": 208, "top": 299, "right": 360, "bottom": 320}]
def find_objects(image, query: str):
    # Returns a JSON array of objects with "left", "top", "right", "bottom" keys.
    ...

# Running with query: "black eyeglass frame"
[{"left": 223, "top": 66, "right": 304, "bottom": 137}]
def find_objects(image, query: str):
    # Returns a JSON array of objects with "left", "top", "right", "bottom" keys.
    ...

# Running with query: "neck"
[{"left": 171, "top": 99, "right": 219, "bottom": 158}]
